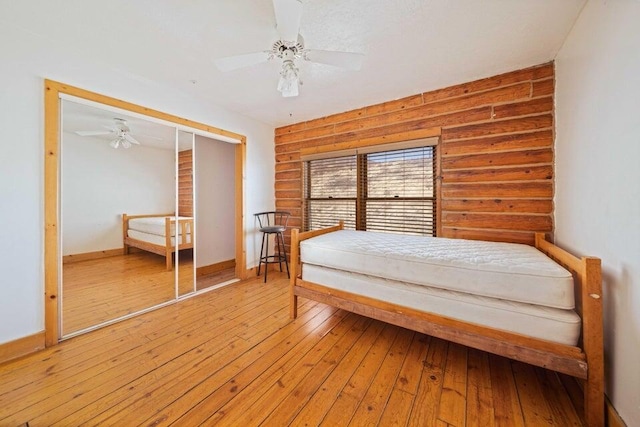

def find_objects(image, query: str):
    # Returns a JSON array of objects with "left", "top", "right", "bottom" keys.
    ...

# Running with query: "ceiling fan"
[
  {"left": 75, "top": 118, "right": 141, "bottom": 149},
  {"left": 214, "top": 0, "right": 364, "bottom": 97}
]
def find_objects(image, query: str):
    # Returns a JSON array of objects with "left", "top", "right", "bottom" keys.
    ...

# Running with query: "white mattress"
[
  {"left": 128, "top": 229, "right": 192, "bottom": 247},
  {"left": 128, "top": 216, "right": 192, "bottom": 237},
  {"left": 303, "top": 264, "right": 581, "bottom": 346},
  {"left": 300, "top": 230, "right": 574, "bottom": 309}
]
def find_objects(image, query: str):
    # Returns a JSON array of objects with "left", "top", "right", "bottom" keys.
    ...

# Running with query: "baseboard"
[
  {"left": 196, "top": 259, "right": 236, "bottom": 277},
  {"left": 607, "top": 396, "right": 627, "bottom": 427},
  {"left": 63, "top": 248, "right": 123, "bottom": 264},
  {"left": 0, "top": 331, "right": 45, "bottom": 365}
]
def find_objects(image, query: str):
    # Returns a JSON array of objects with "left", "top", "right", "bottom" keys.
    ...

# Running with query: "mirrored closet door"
[
  {"left": 177, "top": 130, "right": 196, "bottom": 297},
  {"left": 194, "top": 135, "right": 237, "bottom": 291},
  {"left": 60, "top": 100, "right": 179, "bottom": 337}
]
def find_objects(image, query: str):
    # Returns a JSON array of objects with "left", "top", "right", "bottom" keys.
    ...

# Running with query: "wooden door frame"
[{"left": 44, "top": 80, "right": 247, "bottom": 346}]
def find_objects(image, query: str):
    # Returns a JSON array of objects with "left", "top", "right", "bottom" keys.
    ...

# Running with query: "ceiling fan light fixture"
[
  {"left": 277, "top": 59, "right": 300, "bottom": 97},
  {"left": 109, "top": 136, "right": 133, "bottom": 149}
]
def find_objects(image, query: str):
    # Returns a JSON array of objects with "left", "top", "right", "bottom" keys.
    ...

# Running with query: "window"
[
  {"left": 304, "top": 155, "right": 357, "bottom": 230},
  {"left": 303, "top": 141, "right": 437, "bottom": 236}
]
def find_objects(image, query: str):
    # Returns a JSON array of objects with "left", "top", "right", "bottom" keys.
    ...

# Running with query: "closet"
[{"left": 50, "top": 86, "right": 244, "bottom": 341}]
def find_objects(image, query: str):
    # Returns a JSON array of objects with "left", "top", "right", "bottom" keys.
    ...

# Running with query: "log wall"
[
  {"left": 275, "top": 62, "right": 555, "bottom": 247},
  {"left": 178, "top": 149, "right": 193, "bottom": 217}
]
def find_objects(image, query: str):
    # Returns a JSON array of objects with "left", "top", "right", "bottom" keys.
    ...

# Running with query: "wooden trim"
[
  {"left": 299, "top": 127, "right": 442, "bottom": 158},
  {"left": 606, "top": 396, "right": 627, "bottom": 427},
  {"left": 50, "top": 81, "right": 244, "bottom": 141},
  {"left": 44, "top": 80, "right": 247, "bottom": 347},
  {"left": 44, "top": 81, "right": 60, "bottom": 347},
  {"left": 0, "top": 331, "right": 45, "bottom": 365},
  {"left": 63, "top": 248, "right": 123, "bottom": 264},
  {"left": 196, "top": 259, "right": 236, "bottom": 277},
  {"left": 435, "top": 137, "right": 443, "bottom": 237},
  {"left": 235, "top": 136, "right": 247, "bottom": 279}
]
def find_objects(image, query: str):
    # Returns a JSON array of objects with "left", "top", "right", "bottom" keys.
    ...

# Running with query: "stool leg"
[
  {"left": 277, "top": 231, "right": 284, "bottom": 272},
  {"left": 264, "top": 233, "right": 269, "bottom": 283},
  {"left": 257, "top": 231, "right": 266, "bottom": 277},
  {"left": 279, "top": 231, "right": 290, "bottom": 278}
]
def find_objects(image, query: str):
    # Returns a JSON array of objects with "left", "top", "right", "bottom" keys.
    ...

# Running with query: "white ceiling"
[{"left": 2, "top": 0, "right": 586, "bottom": 127}]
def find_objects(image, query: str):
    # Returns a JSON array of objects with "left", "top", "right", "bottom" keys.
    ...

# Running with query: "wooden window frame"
[{"left": 300, "top": 128, "right": 442, "bottom": 235}]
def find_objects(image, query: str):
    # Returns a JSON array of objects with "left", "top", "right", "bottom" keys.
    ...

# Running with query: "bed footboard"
[
  {"left": 122, "top": 213, "right": 194, "bottom": 271},
  {"left": 289, "top": 221, "right": 344, "bottom": 319}
]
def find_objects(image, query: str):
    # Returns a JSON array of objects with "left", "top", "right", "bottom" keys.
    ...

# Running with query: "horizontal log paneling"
[
  {"left": 442, "top": 130, "right": 552, "bottom": 156},
  {"left": 441, "top": 213, "right": 552, "bottom": 232},
  {"left": 275, "top": 169, "right": 301, "bottom": 181},
  {"left": 492, "top": 97, "right": 553, "bottom": 120},
  {"left": 441, "top": 115, "right": 552, "bottom": 141},
  {"left": 275, "top": 199, "right": 302, "bottom": 208},
  {"left": 441, "top": 182, "right": 553, "bottom": 199},
  {"left": 441, "top": 149, "right": 553, "bottom": 170},
  {"left": 441, "top": 199, "right": 552, "bottom": 214},
  {"left": 532, "top": 79, "right": 554, "bottom": 97},
  {"left": 442, "top": 228, "right": 536, "bottom": 245},
  {"left": 443, "top": 165, "right": 553, "bottom": 183},
  {"left": 275, "top": 63, "right": 556, "bottom": 245},
  {"left": 178, "top": 150, "right": 193, "bottom": 217}
]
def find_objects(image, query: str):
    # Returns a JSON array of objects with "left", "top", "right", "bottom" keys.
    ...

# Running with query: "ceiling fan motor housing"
[{"left": 271, "top": 39, "right": 305, "bottom": 60}]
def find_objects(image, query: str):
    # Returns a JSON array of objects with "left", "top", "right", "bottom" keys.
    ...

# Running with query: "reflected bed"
[{"left": 122, "top": 213, "right": 193, "bottom": 270}]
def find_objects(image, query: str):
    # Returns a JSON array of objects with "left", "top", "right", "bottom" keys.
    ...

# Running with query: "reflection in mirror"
[
  {"left": 177, "top": 130, "right": 196, "bottom": 297},
  {"left": 61, "top": 99, "right": 177, "bottom": 336},
  {"left": 194, "top": 135, "right": 237, "bottom": 291}
]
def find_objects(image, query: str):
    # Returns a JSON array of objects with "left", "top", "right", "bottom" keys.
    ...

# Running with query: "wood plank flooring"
[
  {"left": 62, "top": 252, "right": 235, "bottom": 335},
  {"left": 1, "top": 273, "right": 584, "bottom": 426}
]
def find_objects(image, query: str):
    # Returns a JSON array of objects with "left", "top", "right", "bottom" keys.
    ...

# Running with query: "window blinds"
[
  {"left": 304, "top": 155, "right": 357, "bottom": 230},
  {"left": 303, "top": 144, "right": 436, "bottom": 236},
  {"left": 362, "top": 147, "right": 435, "bottom": 235}
]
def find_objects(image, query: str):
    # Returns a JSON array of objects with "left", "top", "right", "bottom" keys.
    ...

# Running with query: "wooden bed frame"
[
  {"left": 122, "top": 213, "right": 194, "bottom": 270},
  {"left": 289, "top": 222, "right": 604, "bottom": 426}
]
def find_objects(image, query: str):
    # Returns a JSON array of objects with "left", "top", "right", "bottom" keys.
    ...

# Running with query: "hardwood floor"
[
  {"left": 1, "top": 273, "right": 584, "bottom": 426},
  {"left": 62, "top": 251, "right": 231, "bottom": 335}
]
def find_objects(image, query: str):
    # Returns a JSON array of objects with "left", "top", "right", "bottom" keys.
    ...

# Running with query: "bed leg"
[
  {"left": 166, "top": 253, "right": 172, "bottom": 271},
  {"left": 290, "top": 228, "right": 299, "bottom": 319},
  {"left": 290, "top": 294, "right": 298, "bottom": 319},
  {"left": 581, "top": 257, "right": 604, "bottom": 427},
  {"left": 584, "top": 375, "right": 604, "bottom": 427}
]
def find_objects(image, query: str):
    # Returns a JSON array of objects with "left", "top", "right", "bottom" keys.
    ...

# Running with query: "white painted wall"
[
  {"left": 62, "top": 133, "right": 175, "bottom": 255},
  {"left": 195, "top": 136, "right": 236, "bottom": 268},
  {"left": 0, "top": 26, "right": 274, "bottom": 344},
  {"left": 555, "top": 1, "right": 640, "bottom": 425}
]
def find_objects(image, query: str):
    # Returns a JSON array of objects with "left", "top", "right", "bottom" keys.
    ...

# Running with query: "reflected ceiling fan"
[
  {"left": 214, "top": 0, "right": 364, "bottom": 97},
  {"left": 75, "top": 118, "right": 141, "bottom": 149}
]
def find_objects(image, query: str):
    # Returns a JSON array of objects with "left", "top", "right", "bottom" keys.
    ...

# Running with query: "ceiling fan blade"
[
  {"left": 305, "top": 49, "right": 365, "bottom": 71},
  {"left": 75, "top": 130, "right": 112, "bottom": 136},
  {"left": 214, "top": 51, "right": 270, "bottom": 72},
  {"left": 273, "top": 0, "right": 302, "bottom": 43},
  {"left": 123, "top": 134, "right": 141, "bottom": 145}
]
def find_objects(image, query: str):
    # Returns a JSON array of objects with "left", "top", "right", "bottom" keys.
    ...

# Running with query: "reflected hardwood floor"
[
  {"left": 63, "top": 251, "right": 199, "bottom": 335},
  {"left": 2, "top": 273, "right": 585, "bottom": 426},
  {"left": 198, "top": 267, "right": 237, "bottom": 291}
]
